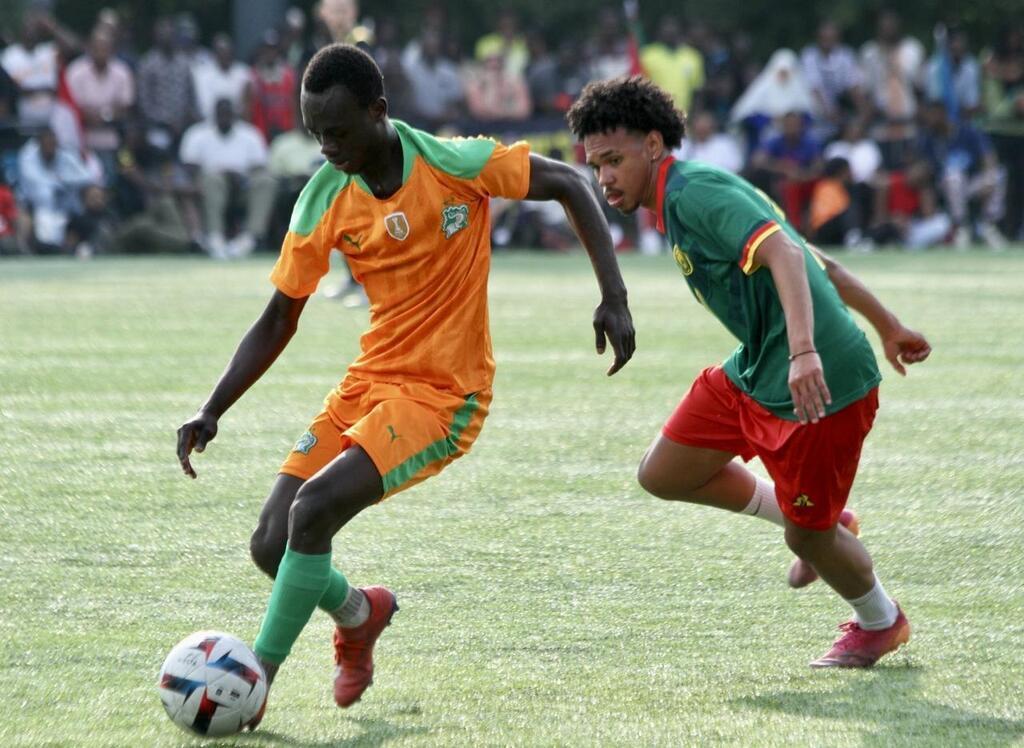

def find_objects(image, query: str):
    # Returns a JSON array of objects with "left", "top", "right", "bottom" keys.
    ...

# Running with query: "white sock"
[
  {"left": 329, "top": 587, "right": 370, "bottom": 629},
  {"left": 846, "top": 576, "right": 899, "bottom": 630},
  {"left": 740, "top": 477, "right": 785, "bottom": 527}
]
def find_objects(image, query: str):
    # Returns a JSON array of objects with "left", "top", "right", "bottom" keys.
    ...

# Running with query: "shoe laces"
[{"left": 831, "top": 620, "right": 871, "bottom": 650}]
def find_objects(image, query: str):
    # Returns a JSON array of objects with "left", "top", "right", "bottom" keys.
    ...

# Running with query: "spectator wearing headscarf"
[{"left": 730, "top": 48, "right": 818, "bottom": 157}]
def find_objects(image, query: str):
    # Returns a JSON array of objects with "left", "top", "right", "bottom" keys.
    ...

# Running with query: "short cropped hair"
[
  {"left": 303, "top": 43, "right": 384, "bottom": 106},
  {"left": 566, "top": 75, "right": 686, "bottom": 149}
]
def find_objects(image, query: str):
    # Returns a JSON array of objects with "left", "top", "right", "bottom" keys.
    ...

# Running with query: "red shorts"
[{"left": 663, "top": 366, "right": 878, "bottom": 530}]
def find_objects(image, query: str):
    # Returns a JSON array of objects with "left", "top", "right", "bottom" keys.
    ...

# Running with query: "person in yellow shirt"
[
  {"left": 640, "top": 16, "right": 705, "bottom": 113},
  {"left": 175, "top": 43, "right": 634, "bottom": 726}
]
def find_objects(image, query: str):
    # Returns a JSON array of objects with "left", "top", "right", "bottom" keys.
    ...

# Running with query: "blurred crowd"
[{"left": 0, "top": 0, "right": 1022, "bottom": 258}]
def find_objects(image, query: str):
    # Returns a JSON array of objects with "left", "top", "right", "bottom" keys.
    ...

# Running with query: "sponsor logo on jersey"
[
  {"left": 293, "top": 430, "right": 318, "bottom": 455},
  {"left": 441, "top": 203, "right": 470, "bottom": 239},
  {"left": 384, "top": 211, "right": 410, "bottom": 240},
  {"left": 386, "top": 425, "right": 401, "bottom": 443}
]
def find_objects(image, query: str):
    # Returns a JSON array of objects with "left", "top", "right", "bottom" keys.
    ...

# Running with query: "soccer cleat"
[
  {"left": 810, "top": 605, "right": 910, "bottom": 668},
  {"left": 333, "top": 586, "right": 398, "bottom": 707},
  {"left": 787, "top": 509, "right": 860, "bottom": 589}
]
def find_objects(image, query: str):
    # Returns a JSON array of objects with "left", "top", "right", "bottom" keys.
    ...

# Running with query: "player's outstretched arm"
[
  {"left": 177, "top": 290, "right": 309, "bottom": 478},
  {"left": 524, "top": 153, "right": 635, "bottom": 375},
  {"left": 809, "top": 244, "right": 932, "bottom": 375},
  {"left": 756, "top": 231, "right": 831, "bottom": 424}
]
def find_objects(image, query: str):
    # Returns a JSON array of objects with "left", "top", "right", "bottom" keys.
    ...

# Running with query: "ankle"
[{"left": 260, "top": 659, "right": 280, "bottom": 687}]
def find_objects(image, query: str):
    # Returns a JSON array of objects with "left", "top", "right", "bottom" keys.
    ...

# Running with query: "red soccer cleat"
[
  {"left": 810, "top": 605, "right": 910, "bottom": 668},
  {"left": 332, "top": 586, "right": 398, "bottom": 707},
  {"left": 787, "top": 509, "right": 861, "bottom": 588}
]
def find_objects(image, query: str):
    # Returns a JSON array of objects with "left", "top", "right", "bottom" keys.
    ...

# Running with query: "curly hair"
[
  {"left": 303, "top": 43, "right": 384, "bottom": 106},
  {"left": 566, "top": 75, "right": 686, "bottom": 149}
]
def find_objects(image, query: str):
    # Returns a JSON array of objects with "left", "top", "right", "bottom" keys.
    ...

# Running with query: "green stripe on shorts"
[{"left": 381, "top": 393, "right": 479, "bottom": 494}]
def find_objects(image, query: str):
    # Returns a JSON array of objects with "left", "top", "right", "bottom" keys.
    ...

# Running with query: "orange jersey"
[{"left": 271, "top": 120, "right": 531, "bottom": 393}]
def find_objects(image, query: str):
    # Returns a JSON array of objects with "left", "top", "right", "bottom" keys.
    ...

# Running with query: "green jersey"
[{"left": 656, "top": 158, "right": 880, "bottom": 420}]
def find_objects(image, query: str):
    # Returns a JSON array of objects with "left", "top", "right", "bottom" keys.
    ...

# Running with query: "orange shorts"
[
  {"left": 663, "top": 366, "right": 878, "bottom": 530},
  {"left": 280, "top": 375, "right": 491, "bottom": 499}
]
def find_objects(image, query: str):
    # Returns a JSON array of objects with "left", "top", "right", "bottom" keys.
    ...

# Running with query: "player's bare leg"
[
  {"left": 637, "top": 435, "right": 786, "bottom": 526},
  {"left": 785, "top": 521, "right": 910, "bottom": 667},
  {"left": 783, "top": 522, "right": 873, "bottom": 599},
  {"left": 637, "top": 436, "right": 752, "bottom": 510}
]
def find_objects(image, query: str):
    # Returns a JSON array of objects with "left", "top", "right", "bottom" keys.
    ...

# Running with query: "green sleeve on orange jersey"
[
  {"left": 270, "top": 164, "right": 351, "bottom": 298},
  {"left": 289, "top": 162, "right": 352, "bottom": 236},
  {"left": 396, "top": 121, "right": 497, "bottom": 179},
  {"left": 395, "top": 120, "right": 530, "bottom": 199}
]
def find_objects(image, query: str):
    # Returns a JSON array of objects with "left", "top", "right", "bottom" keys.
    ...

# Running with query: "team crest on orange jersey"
[
  {"left": 441, "top": 203, "right": 470, "bottom": 239},
  {"left": 384, "top": 211, "right": 410, "bottom": 240}
]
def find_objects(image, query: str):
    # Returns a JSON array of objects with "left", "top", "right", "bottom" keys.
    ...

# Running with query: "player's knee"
[
  {"left": 637, "top": 453, "right": 708, "bottom": 500},
  {"left": 784, "top": 524, "right": 833, "bottom": 559},
  {"left": 249, "top": 526, "right": 285, "bottom": 578},
  {"left": 287, "top": 489, "right": 329, "bottom": 543},
  {"left": 288, "top": 478, "right": 351, "bottom": 541},
  {"left": 636, "top": 457, "right": 679, "bottom": 500}
]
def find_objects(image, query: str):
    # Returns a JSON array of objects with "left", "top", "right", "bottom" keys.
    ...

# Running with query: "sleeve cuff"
[{"left": 739, "top": 221, "right": 781, "bottom": 275}]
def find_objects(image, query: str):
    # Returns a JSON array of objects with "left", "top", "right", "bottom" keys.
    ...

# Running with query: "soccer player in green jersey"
[{"left": 568, "top": 76, "right": 932, "bottom": 667}]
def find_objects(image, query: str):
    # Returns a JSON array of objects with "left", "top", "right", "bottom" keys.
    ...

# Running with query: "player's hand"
[
  {"left": 789, "top": 352, "right": 831, "bottom": 424},
  {"left": 176, "top": 411, "right": 219, "bottom": 479},
  {"left": 593, "top": 297, "right": 635, "bottom": 376},
  {"left": 882, "top": 324, "right": 932, "bottom": 376}
]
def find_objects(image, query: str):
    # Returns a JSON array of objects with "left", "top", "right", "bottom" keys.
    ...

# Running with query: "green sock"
[
  {"left": 318, "top": 568, "right": 350, "bottom": 613},
  {"left": 253, "top": 547, "right": 332, "bottom": 665}
]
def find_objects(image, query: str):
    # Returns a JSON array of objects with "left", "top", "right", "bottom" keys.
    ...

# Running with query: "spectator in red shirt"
[
  {"left": 0, "top": 176, "right": 20, "bottom": 254},
  {"left": 250, "top": 31, "right": 297, "bottom": 141}
]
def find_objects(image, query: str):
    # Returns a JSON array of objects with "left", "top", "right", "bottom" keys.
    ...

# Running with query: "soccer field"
[{"left": 1, "top": 249, "right": 1022, "bottom": 747}]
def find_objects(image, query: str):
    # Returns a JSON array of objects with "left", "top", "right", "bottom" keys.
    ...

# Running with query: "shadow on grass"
[
  {"left": 237, "top": 715, "right": 431, "bottom": 748},
  {"left": 733, "top": 665, "right": 1024, "bottom": 745}
]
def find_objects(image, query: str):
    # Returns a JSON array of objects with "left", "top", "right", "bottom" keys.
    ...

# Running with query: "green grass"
[{"left": 1, "top": 249, "right": 1022, "bottom": 747}]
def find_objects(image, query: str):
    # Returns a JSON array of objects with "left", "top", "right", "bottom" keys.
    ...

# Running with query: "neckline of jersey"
[
  {"left": 352, "top": 120, "right": 415, "bottom": 199},
  {"left": 654, "top": 155, "right": 676, "bottom": 235}
]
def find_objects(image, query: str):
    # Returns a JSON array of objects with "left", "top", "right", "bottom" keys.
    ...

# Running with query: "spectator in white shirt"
[
  {"left": 674, "top": 111, "right": 744, "bottom": 173},
  {"left": 401, "top": 29, "right": 464, "bottom": 130},
  {"left": 823, "top": 117, "right": 885, "bottom": 237},
  {"left": 860, "top": 9, "right": 925, "bottom": 166},
  {"left": 179, "top": 98, "right": 276, "bottom": 258},
  {"left": 192, "top": 34, "right": 253, "bottom": 123},
  {"left": 801, "top": 21, "right": 865, "bottom": 132},
  {"left": 17, "top": 127, "right": 95, "bottom": 251},
  {"left": 0, "top": 7, "right": 79, "bottom": 127}
]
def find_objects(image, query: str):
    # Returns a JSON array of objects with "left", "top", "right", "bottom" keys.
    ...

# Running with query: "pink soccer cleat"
[{"left": 810, "top": 605, "right": 911, "bottom": 668}]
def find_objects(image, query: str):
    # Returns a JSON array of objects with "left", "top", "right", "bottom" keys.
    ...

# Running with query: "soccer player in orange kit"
[{"left": 175, "top": 43, "right": 634, "bottom": 722}]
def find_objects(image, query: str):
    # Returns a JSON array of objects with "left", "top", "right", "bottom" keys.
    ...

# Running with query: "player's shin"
[{"left": 252, "top": 547, "right": 333, "bottom": 666}]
